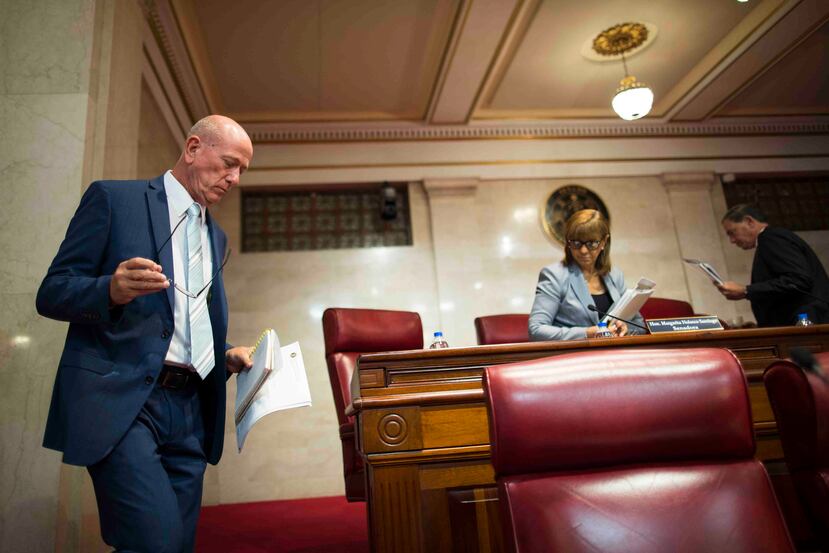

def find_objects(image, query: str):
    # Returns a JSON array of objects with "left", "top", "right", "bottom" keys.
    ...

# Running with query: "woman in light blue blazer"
[{"left": 529, "top": 209, "right": 645, "bottom": 341}]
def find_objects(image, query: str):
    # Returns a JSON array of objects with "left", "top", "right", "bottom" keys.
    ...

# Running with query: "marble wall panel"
[
  {"left": 0, "top": 1, "right": 149, "bottom": 550},
  {"left": 100, "top": 0, "right": 143, "bottom": 181},
  {"left": 423, "top": 180, "right": 483, "bottom": 346},
  {"left": 205, "top": 182, "right": 440, "bottom": 503},
  {"left": 137, "top": 79, "right": 179, "bottom": 178},
  {"left": 663, "top": 173, "right": 738, "bottom": 321},
  {"left": 0, "top": 293, "right": 69, "bottom": 552},
  {"left": 457, "top": 176, "right": 690, "bottom": 339},
  {"left": 1, "top": 28, "right": 94, "bottom": 553},
  {"left": 0, "top": 0, "right": 95, "bottom": 95},
  {"left": 0, "top": 94, "right": 89, "bottom": 292},
  {"left": 0, "top": 93, "right": 93, "bottom": 552}
]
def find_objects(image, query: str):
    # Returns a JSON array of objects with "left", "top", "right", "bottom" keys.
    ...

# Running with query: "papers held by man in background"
[
  {"left": 683, "top": 258, "right": 725, "bottom": 286},
  {"left": 235, "top": 329, "right": 312, "bottom": 451},
  {"left": 602, "top": 277, "right": 655, "bottom": 325}
]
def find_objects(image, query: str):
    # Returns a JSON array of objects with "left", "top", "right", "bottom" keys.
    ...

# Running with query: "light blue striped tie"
[{"left": 186, "top": 203, "right": 214, "bottom": 378}]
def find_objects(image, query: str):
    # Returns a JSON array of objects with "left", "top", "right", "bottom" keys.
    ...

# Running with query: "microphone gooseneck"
[{"left": 588, "top": 304, "right": 648, "bottom": 331}]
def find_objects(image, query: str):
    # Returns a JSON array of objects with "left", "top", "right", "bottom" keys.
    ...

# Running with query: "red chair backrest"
[
  {"left": 322, "top": 308, "right": 423, "bottom": 424},
  {"left": 765, "top": 359, "right": 829, "bottom": 471},
  {"left": 485, "top": 348, "right": 795, "bottom": 553},
  {"left": 474, "top": 314, "right": 530, "bottom": 345},
  {"left": 639, "top": 296, "right": 695, "bottom": 320},
  {"left": 764, "top": 356, "right": 829, "bottom": 543}
]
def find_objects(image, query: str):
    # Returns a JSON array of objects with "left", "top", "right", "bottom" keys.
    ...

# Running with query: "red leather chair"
[
  {"left": 764, "top": 352, "right": 829, "bottom": 550},
  {"left": 322, "top": 307, "right": 423, "bottom": 502},
  {"left": 484, "top": 348, "right": 795, "bottom": 553},
  {"left": 639, "top": 296, "right": 695, "bottom": 320},
  {"left": 475, "top": 314, "right": 530, "bottom": 345}
]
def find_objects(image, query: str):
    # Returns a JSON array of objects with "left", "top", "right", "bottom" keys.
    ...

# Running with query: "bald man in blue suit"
[{"left": 37, "top": 115, "right": 254, "bottom": 552}]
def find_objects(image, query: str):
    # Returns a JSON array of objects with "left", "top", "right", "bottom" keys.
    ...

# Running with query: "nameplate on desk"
[{"left": 646, "top": 316, "right": 724, "bottom": 333}]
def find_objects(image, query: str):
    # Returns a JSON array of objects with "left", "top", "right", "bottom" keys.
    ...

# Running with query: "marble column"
[
  {"left": 0, "top": 1, "right": 97, "bottom": 552},
  {"left": 662, "top": 172, "right": 738, "bottom": 323},
  {"left": 1, "top": 1, "right": 146, "bottom": 551},
  {"left": 423, "top": 179, "right": 481, "bottom": 346}
]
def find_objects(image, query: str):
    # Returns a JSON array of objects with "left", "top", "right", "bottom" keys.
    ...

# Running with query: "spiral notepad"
[{"left": 235, "top": 328, "right": 279, "bottom": 424}]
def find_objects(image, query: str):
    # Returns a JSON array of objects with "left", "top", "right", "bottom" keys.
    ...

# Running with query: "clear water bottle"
[
  {"left": 795, "top": 313, "right": 813, "bottom": 327},
  {"left": 429, "top": 331, "right": 449, "bottom": 349},
  {"left": 595, "top": 321, "right": 613, "bottom": 338}
]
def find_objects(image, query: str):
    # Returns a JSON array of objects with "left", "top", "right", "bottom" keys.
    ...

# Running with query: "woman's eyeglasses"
[
  {"left": 567, "top": 239, "right": 603, "bottom": 251},
  {"left": 155, "top": 213, "right": 231, "bottom": 299}
]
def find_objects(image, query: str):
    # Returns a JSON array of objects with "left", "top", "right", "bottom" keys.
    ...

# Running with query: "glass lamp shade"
[{"left": 612, "top": 78, "right": 654, "bottom": 120}]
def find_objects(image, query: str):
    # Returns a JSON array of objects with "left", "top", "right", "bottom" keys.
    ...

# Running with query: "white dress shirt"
[{"left": 163, "top": 171, "right": 213, "bottom": 368}]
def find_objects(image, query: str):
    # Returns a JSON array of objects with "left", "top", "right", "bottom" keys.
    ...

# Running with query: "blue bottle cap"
[
  {"left": 798, "top": 313, "right": 808, "bottom": 319},
  {"left": 434, "top": 331, "right": 443, "bottom": 337},
  {"left": 598, "top": 321, "right": 607, "bottom": 327}
]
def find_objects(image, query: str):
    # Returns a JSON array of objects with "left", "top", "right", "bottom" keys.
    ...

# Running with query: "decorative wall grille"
[
  {"left": 241, "top": 185, "right": 412, "bottom": 252},
  {"left": 722, "top": 173, "right": 829, "bottom": 231}
]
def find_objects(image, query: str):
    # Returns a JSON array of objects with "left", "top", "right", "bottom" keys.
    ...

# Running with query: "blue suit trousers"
[{"left": 87, "top": 381, "right": 207, "bottom": 553}]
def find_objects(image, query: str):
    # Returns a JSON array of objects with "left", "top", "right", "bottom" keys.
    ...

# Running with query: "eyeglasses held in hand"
[
  {"left": 155, "top": 213, "right": 231, "bottom": 299},
  {"left": 567, "top": 239, "right": 604, "bottom": 251},
  {"left": 170, "top": 248, "right": 231, "bottom": 299}
]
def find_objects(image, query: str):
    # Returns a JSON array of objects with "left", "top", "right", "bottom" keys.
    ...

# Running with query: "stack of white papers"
[
  {"left": 603, "top": 277, "right": 656, "bottom": 324},
  {"left": 235, "top": 330, "right": 312, "bottom": 451}
]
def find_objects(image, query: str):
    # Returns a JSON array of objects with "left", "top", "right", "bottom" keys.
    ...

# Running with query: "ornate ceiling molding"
[
  {"left": 140, "top": 0, "right": 829, "bottom": 146},
  {"left": 140, "top": 0, "right": 210, "bottom": 122},
  {"left": 244, "top": 119, "right": 829, "bottom": 143}
]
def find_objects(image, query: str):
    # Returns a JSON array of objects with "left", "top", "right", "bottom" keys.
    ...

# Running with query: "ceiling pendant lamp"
[
  {"left": 592, "top": 22, "right": 654, "bottom": 121},
  {"left": 611, "top": 55, "right": 653, "bottom": 120}
]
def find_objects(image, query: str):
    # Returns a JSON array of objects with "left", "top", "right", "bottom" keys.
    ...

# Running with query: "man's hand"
[
  {"left": 110, "top": 257, "right": 169, "bottom": 305},
  {"left": 226, "top": 346, "right": 254, "bottom": 374},
  {"left": 717, "top": 281, "right": 747, "bottom": 300}
]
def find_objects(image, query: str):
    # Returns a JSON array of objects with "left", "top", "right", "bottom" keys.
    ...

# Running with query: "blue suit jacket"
[
  {"left": 36, "top": 176, "right": 230, "bottom": 466},
  {"left": 528, "top": 262, "right": 645, "bottom": 341}
]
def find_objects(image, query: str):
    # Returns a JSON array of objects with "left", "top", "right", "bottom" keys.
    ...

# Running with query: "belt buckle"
[{"left": 159, "top": 368, "right": 189, "bottom": 390}]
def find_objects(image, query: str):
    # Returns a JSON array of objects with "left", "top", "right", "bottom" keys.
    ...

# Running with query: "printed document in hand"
[
  {"left": 235, "top": 329, "right": 312, "bottom": 451},
  {"left": 602, "top": 277, "right": 656, "bottom": 324},
  {"left": 682, "top": 258, "right": 725, "bottom": 285}
]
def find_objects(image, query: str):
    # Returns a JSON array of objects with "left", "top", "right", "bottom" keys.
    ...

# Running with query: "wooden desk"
[{"left": 351, "top": 326, "right": 829, "bottom": 553}]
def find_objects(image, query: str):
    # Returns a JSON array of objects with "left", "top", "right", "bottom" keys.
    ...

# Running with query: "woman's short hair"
[{"left": 563, "top": 209, "right": 612, "bottom": 275}]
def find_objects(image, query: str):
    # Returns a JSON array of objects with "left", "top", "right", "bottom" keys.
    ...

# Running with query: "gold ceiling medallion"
[{"left": 592, "top": 22, "right": 649, "bottom": 57}]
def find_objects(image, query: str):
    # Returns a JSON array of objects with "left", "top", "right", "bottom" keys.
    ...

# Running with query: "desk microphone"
[
  {"left": 587, "top": 305, "right": 649, "bottom": 331},
  {"left": 789, "top": 347, "right": 828, "bottom": 383}
]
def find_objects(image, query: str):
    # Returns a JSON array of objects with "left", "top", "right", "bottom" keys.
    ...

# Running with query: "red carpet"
[{"left": 195, "top": 496, "right": 369, "bottom": 553}]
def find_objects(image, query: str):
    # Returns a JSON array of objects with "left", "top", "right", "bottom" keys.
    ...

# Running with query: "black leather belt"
[{"left": 158, "top": 365, "right": 200, "bottom": 390}]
